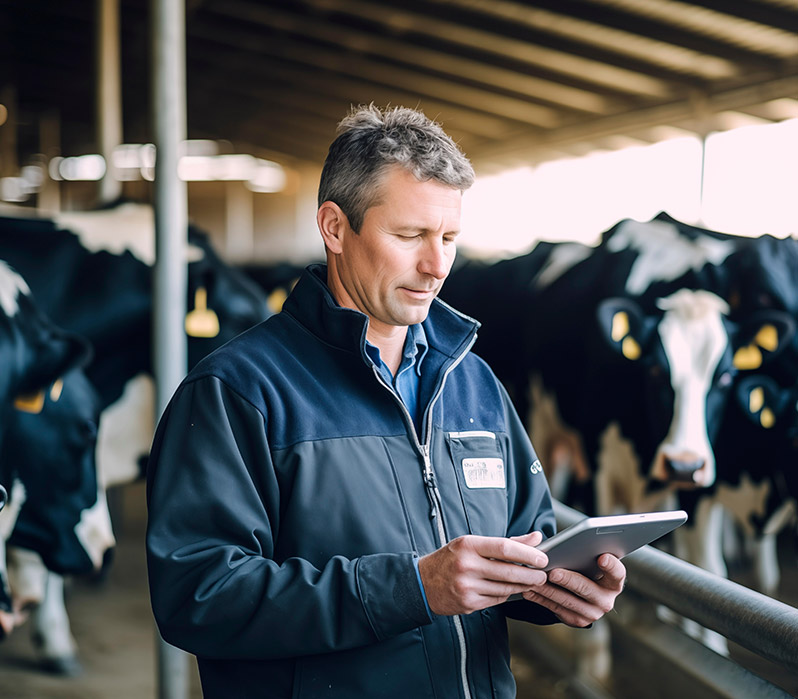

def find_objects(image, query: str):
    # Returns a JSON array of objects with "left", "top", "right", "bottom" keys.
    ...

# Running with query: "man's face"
[{"left": 331, "top": 166, "right": 462, "bottom": 336}]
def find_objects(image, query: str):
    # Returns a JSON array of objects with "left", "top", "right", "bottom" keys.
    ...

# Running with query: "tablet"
[{"left": 536, "top": 510, "right": 688, "bottom": 579}]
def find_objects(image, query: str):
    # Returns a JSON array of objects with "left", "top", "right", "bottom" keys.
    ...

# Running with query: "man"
[{"left": 146, "top": 105, "right": 626, "bottom": 698}]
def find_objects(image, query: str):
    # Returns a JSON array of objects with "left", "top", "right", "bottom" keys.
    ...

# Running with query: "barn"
[{"left": 1, "top": 1, "right": 797, "bottom": 697}]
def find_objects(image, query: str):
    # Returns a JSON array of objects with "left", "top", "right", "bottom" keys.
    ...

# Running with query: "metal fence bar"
[{"left": 553, "top": 501, "right": 798, "bottom": 676}]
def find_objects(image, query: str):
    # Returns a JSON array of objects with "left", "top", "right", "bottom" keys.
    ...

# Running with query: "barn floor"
[{"left": 0, "top": 482, "right": 796, "bottom": 699}]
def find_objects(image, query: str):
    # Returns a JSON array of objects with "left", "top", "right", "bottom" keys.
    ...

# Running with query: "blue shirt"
[
  {"left": 365, "top": 323, "right": 433, "bottom": 615},
  {"left": 365, "top": 323, "right": 428, "bottom": 436}
]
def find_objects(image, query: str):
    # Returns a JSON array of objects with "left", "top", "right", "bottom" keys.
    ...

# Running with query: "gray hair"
[{"left": 318, "top": 104, "right": 475, "bottom": 232}]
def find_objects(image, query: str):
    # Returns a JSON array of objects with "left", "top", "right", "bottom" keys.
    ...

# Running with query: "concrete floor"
[
  {"left": 0, "top": 483, "right": 203, "bottom": 699},
  {"left": 0, "top": 482, "right": 795, "bottom": 698}
]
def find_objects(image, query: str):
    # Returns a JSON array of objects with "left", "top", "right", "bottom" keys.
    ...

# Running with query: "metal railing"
[
  {"left": 553, "top": 500, "right": 798, "bottom": 676},
  {"left": 507, "top": 501, "right": 798, "bottom": 698}
]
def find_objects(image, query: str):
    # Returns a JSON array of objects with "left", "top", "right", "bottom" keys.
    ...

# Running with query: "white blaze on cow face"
[
  {"left": 0, "top": 260, "right": 30, "bottom": 317},
  {"left": 55, "top": 203, "right": 204, "bottom": 266},
  {"left": 652, "top": 289, "right": 731, "bottom": 488}
]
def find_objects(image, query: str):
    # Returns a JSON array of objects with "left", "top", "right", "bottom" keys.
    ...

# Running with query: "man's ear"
[{"left": 317, "top": 201, "right": 349, "bottom": 255}]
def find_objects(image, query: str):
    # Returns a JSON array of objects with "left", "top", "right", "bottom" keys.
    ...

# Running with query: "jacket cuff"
[
  {"left": 501, "top": 598, "right": 560, "bottom": 625},
  {"left": 356, "top": 552, "right": 434, "bottom": 641}
]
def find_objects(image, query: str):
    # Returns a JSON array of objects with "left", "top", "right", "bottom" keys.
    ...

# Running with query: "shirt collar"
[{"left": 365, "top": 323, "right": 428, "bottom": 378}]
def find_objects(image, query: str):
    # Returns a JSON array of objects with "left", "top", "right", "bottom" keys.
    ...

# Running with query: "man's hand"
[
  {"left": 418, "top": 532, "right": 549, "bottom": 616},
  {"left": 520, "top": 554, "right": 626, "bottom": 627}
]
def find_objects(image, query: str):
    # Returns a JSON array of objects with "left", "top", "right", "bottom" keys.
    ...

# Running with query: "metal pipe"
[
  {"left": 151, "top": 0, "right": 189, "bottom": 697},
  {"left": 96, "top": 0, "right": 123, "bottom": 204},
  {"left": 553, "top": 501, "right": 798, "bottom": 675}
]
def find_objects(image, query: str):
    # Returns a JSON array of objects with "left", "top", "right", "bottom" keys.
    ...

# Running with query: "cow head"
[
  {"left": 732, "top": 373, "right": 798, "bottom": 506},
  {"left": 597, "top": 290, "right": 793, "bottom": 493},
  {"left": 185, "top": 226, "right": 270, "bottom": 367},
  {"left": 6, "top": 367, "right": 115, "bottom": 574}
]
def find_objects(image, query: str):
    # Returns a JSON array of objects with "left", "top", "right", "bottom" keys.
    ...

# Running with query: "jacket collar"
[{"left": 283, "top": 264, "right": 479, "bottom": 360}]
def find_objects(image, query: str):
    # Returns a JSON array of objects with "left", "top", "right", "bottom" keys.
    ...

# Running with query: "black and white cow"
[
  {"left": 0, "top": 203, "right": 270, "bottom": 672},
  {"left": 672, "top": 231, "right": 798, "bottom": 595},
  {"left": 3, "top": 366, "right": 114, "bottom": 674},
  {"left": 444, "top": 215, "right": 797, "bottom": 657},
  {"left": 0, "top": 260, "right": 101, "bottom": 644},
  {"left": 442, "top": 214, "right": 792, "bottom": 564}
]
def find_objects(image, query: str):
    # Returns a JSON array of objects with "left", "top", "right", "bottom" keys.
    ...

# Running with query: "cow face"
[
  {"left": 6, "top": 367, "right": 115, "bottom": 575},
  {"left": 732, "top": 374, "right": 798, "bottom": 513},
  {"left": 597, "top": 290, "right": 793, "bottom": 495}
]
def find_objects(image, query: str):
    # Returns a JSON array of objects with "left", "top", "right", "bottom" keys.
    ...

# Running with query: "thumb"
[{"left": 510, "top": 531, "right": 544, "bottom": 547}]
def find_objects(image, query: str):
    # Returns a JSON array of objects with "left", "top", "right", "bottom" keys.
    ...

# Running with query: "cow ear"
[
  {"left": 15, "top": 331, "right": 92, "bottom": 413},
  {"left": 731, "top": 311, "right": 795, "bottom": 371},
  {"left": 597, "top": 298, "right": 655, "bottom": 361},
  {"left": 734, "top": 375, "right": 791, "bottom": 429}
]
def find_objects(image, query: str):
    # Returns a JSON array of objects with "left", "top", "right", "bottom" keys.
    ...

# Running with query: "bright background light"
[
  {"left": 460, "top": 119, "right": 797, "bottom": 257},
  {"left": 702, "top": 119, "right": 798, "bottom": 238}
]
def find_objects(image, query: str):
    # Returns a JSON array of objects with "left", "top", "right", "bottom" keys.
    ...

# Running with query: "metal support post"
[{"left": 152, "top": 0, "right": 190, "bottom": 697}]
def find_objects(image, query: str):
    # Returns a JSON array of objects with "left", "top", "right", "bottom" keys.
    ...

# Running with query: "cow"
[
  {"left": 671, "top": 231, "right": 798, "bottom": 596},
  {"left": 441, "top": 215, "right": 794, "bottom": 660},
  {"left": 0, "top": 260, "right": 99, "bottom": 644},
  {"left": 0, "top": 203, "right": 271, "bottom": 673},
  {"left": 3, "top": 366, "right": 114, "bottom": 675}
]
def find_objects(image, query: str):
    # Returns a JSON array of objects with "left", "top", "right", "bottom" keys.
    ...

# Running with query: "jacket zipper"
[{"left": 369, "top": 329, "right": 477, "bottom": 699}]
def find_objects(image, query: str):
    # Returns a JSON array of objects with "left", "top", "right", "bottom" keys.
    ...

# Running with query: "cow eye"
[{"left": 716, "top": 372, "right": 733, "bottom": 388}]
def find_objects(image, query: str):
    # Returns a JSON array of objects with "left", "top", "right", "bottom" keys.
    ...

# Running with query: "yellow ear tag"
[
  {"left": 760, "top": 407, "right": 775, "bottom": 429},
  {"left": 267, "top": 287, "right": 288, "bottom": 314},
  {"left": 754, "top": 324, "right": 778, "bottom": 352},
  {"left": 49, "top": 378, "right": 64, "bottom": 402},
  {"left": 14, "top": 390, "right": 46, "bottom": 414},
  {"left": 621, "top": 336, "right": 641, "bottom": 360},
  {"left": 733, "top": 344, "right": 762, "bottom": 370},
  {"left": 748, "top": 386, "right": 764, "bottom": 413},
  {"left": 611, "top": 311, "right": 629, "bottom": 342},
  {"left": 185, "top": 287, "right": 220, "bottom": 338}
]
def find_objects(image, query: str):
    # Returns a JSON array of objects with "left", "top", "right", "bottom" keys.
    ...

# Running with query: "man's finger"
[
  {"left": 509, "top": 531, "right": 544, "bottom": 547},
  {"left": 596, "top": 554, "right": 626, "bottom": 588},
  {"left": 473, "top": 536, "right": 548, "bottom": 569}
]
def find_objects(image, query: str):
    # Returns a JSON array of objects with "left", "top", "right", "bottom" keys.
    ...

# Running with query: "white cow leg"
[
  {"left": 752, "top": 533, "right": 780, "bottom": 596},
  {"left": 31, "top": 572, "right": 82, "bottom": 676},
  {"left": 574, "top": 618, "right": 612, "bottom": 682},
  {"left": 675, "top": 500, "right": 729, "bottom": 655}
]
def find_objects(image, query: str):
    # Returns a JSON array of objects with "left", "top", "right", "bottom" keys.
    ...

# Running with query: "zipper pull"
[
  {"left": 421, "top": 444, "right": 437, "bottom": 519},
  {"left": 423, "top": 471, "right": 437, "bottom": 519}
]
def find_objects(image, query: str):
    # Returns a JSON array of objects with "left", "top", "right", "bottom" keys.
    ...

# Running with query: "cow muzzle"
[{"left": 652, "top": 450, "right": 710, "bottom": 487}]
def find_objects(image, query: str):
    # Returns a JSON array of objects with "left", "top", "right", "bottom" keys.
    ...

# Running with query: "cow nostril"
[{"left": 664, "top": 456, "right": 705, "bottom": 482}]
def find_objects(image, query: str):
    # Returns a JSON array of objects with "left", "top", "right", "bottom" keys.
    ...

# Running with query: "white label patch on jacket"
[{"left": 462, "top": 458, "right": 506, "bottom": 489}]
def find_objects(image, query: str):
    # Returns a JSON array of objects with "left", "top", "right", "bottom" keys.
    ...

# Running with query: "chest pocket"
[{"left": 446, "top": 431, "right": 509, "bottom": 537}]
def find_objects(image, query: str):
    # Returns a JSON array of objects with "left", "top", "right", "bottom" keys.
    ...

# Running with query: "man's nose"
[{"left": 419, "top": 238, "right": 451, "bottom": 279}]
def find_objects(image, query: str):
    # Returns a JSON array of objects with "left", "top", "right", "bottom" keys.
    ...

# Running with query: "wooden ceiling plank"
[
  {"left": 500, "top": 0, "right": 788, "bottom": 72},
  {"left": 471, "top": 74, "right": 798, "bottom": 165},
  {"left": 299, "top": 0, "right": 674, "bottom": 98},
  {"left": 191, "top": 17, "right": 562, "bottom": 128},
  {"left": 212, "top": 0, "right": 616, "bottom": 115},
  {"left": 187, "top": 25, "right": 525, "bottom": 139},
  {"left": 419, "top": 0, "right": 741, "bottom": 80},
  {"left": 579, "top": 0, "right": 798, "bottom": 58}
]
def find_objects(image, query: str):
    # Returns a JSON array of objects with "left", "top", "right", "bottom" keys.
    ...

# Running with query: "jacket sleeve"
[
  {"left": 496, "top": 383, "right": 560, "bottom": 625},
  {"left": 145, "top": 376, "right": 432, "bottom": 660}
]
